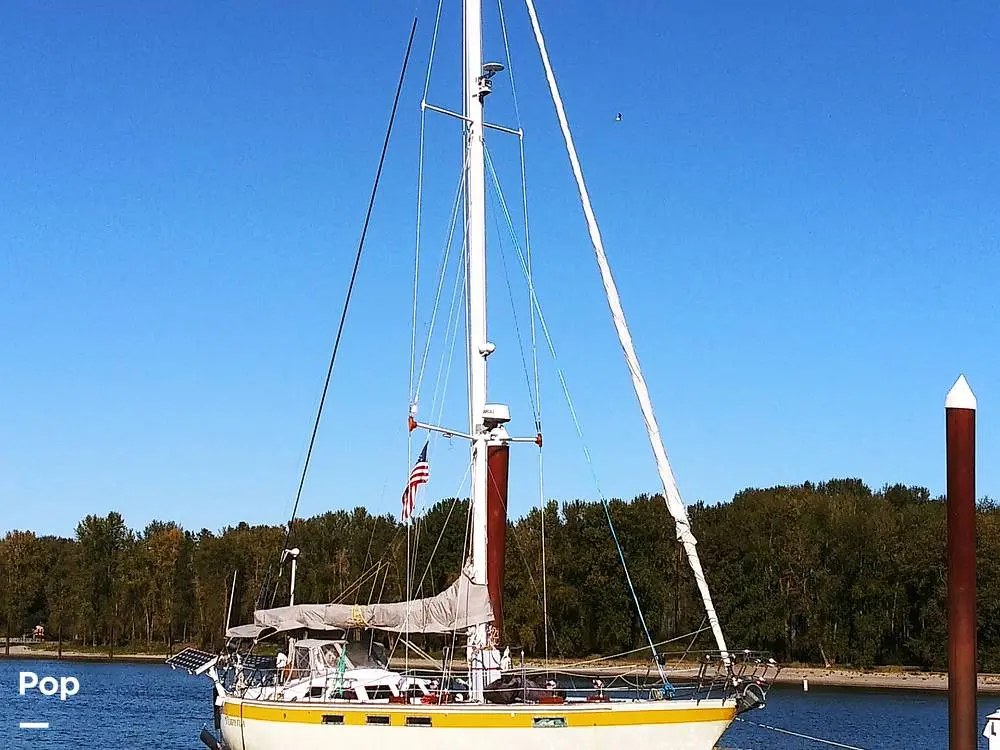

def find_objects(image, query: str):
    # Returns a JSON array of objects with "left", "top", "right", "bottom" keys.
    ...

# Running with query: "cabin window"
[
  {"left": 291, "top": 647, "right": 311, "bottom": 673},
  {"left": 405, "top": 716, "right": 433, "bottom": 727},
  {"left": 532, "top": 717, "right": 567, "bottom": 728},
  {"left": 367, "top": 685, "right": 394, "bottom": 701},
  {"left": 322, "top": 715, "right": 344, "bottom": 725},
  {"left": 317, "top": 644, "right": 342, "bottom": 669},
  {"left": 366, "top": 715, "right": 391, "bottom": 726},
  {"left": 345, "top": 640, "right": 389, "bottom": 670}
]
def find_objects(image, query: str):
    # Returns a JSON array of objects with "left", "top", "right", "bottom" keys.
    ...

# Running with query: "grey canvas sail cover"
[{"left": 251, "top": 569, "right": 493, "bottom": 634}]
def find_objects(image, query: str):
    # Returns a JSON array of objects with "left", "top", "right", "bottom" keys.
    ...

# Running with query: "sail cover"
[{"left": 252, "top": 570, "right": 493, "bottom": 634}]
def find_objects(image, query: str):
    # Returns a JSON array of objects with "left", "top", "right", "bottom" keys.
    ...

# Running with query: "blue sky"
[{"left": 2, "top": 0, "right": 997, "bottom": 537}]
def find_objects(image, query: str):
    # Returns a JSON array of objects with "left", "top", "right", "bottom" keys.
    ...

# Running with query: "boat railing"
[
  {"left": 695, "top": 650, "right": 779, "bottom": 713},
  {"left": 217, "top": 657, "right": 772, "bottom": 706}
]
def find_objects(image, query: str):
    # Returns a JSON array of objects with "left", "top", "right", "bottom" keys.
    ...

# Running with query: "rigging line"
[
  {"left": 499, "top": 485, "right": 566, "bottom": 661},
  {"left": 538, "top": 448, "right": 549, "bottom": 665},
  {"left": 434, "top": 248, "right": 465, "bottom": 426},
  {"left": 361, "top": 512, "right": 381, "bottom": 575},
  {"left": 520, "top": 134, "right": 538, "bottom": 423},
  {"left": 375, "top": 560, "right": 389, "bottom": 606},
  {"left": 496, "top": 0, "right": 539, "bottom": 426},
  {"left": 597, "top": 499, "right": 670, "bottom": 688},
  {"left": 522, "top": 0, "right": 731, "bottom": 667},
  {"left": 445, "top": 476, "right": 475, "bottom": 686},
  {"left": 484, "top": 137, "right": 548, "bottom": 661},
  {"left": 428, "top": 233, "right": 467, "bottom": 427},
  {"left": 421, "top": 0, "right": 446, "bottom": 101},
  {"left": 406, "top": 509, "right": 411, "bottom": 668},
  {"left": 270, "top": 18, "right": 419, "bottom": 596},
  {"left": 499, "top": 0, "right": 547, "bottom": 663},
  {"left": 410, "top": 99, "right": 424, "bottom": 407},
  {"left": 488, "top": 175, "right": 538, "bottom": 418},
  {"left": 734, "top": 719, "right": 869, "bottom": 750},
  {"left": 497, "top": 0, "right": 539, "bottom": 423},
  {"left": 411, "top": 249, "right": 465, "bottom": 606},
  {"left": 407, "top": 0, "right": 447, "bottom": 645},
  {"left": 521, "top": 135, "right": 537, "bottom": 423},
  {"left": 366, "top": 561, "right": 383, "bottom": 606},
  {"left": 414, "top": 463, "right": 473, "bottom": 595},
  {"left": 473, "top": 438, "right": 563, "bottom": 656},
  {"left": 484, "top": 149, "right": 667, "bottom": 688},
  {"left": 388, "top": 462, "right": 473, "bottom": 665},
  {"left": 409, "top": 467, "right": 462, "bottom": 598},
  {"left": 667, "top": 616, "right": 707, "bottom": 675},
  {"left": 410, "top": 0, "right": 447, "bottom": 404},
  {"left": 334, "top": 561, "right": 386, "bottom": 604},
  {"left": 523, "top": 134, "right": 545, "bottom": 664},
  {"left": 496, "top": 0, "right": 522, "bottom": 125},
  {"left": 410, "top": 175, "right": 462, "bottom": 612},
  {"left": 414, "top": 153, "right": 469, "bottom": 404},
  {"left": 554, "top": 628, "right": 711, "bottom": 670}
]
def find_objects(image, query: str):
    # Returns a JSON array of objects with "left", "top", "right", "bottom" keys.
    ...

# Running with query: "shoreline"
[
  {"left": 6, "top": 645, "right": 1000, "bottom": 695},
  {"left": 774, "top": 666, "right": 1000, "bottom": 695},
  {"left": 2, "top": 645, "right": 172, "bottom": 663}
]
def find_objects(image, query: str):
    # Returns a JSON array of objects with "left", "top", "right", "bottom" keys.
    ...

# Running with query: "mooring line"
[{"left": 735, "top": 717, "right": 869, "bottom": 750}]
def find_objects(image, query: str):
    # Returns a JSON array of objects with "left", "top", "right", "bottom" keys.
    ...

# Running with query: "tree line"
[{"left": 3, "top": 477, "right": 999, "bottom": 670}]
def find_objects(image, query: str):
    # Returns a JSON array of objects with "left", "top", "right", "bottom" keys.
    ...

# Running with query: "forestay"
[{"left": 522, "top": 0, "right": 730, "bottom": 663}]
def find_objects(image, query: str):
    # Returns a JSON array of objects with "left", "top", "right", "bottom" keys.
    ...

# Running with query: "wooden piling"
[{"left": 946, "top": 374, "right": 977, "bottom": 750}]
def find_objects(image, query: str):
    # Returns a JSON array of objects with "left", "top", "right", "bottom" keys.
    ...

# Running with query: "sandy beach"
[
  {"left": 775, "top": 666, "right": 1000, "bottom": 695},
  {"left": 2, "top": 644, "right": 169, "bottom": 662}
]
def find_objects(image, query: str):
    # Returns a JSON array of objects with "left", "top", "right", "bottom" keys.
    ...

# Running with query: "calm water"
[{"left": 1, "top": 659, "right": 997, "bottom": 749}]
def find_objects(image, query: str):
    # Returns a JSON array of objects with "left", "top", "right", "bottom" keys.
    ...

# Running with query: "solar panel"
[
  {"left": 166, "top": 648, "right": 218, "bottom": 675},
  {"left": 240, "top": 654, "right": 277, "bottom": 671}
]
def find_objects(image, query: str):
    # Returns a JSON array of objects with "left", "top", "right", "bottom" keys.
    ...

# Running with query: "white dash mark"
[{"left": 19, "top": 722, "right": 50, "bottom": 730}]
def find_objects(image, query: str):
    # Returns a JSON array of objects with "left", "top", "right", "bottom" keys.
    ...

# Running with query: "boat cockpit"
[{"left": 222, "top": 634, "right": 438, "bottom": 704}]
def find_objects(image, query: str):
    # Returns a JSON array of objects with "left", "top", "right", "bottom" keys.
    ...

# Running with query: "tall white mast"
[{"left": 464, "top": 0, "right": 491, "bottom": 700}]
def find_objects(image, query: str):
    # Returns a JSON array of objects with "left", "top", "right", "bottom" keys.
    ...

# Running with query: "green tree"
[
  {"left": 75, "top": 512, "right": 132, "bottom": 651},
  {"left": 0, "top": 531, "right": 44, "bottom": 654}
]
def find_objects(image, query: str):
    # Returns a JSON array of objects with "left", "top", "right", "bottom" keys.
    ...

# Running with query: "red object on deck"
[
  {"left": 486, "top": 444, "right": 510, "bottom": 642},
  {"left": 946, "top": 375, "right": 977, "bottom": 750}
]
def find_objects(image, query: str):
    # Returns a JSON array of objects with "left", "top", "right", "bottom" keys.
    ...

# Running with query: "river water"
[{"left": 1, "top": 659, "right": 996, "bottom": 749}]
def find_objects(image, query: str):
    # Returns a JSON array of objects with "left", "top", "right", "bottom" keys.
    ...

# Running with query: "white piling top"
[{"left": 946, "top": 374, "right": 977, "bottom": 411}]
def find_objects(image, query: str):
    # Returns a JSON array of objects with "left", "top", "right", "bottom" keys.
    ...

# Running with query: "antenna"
[
  {"left": 482, "top": 61, "right": 505, "bottom": 79},
  {"left": 224, "top": 570, "right": 237, "bottom": 636}
]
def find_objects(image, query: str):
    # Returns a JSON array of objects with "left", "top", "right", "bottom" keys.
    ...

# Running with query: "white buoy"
[{"left": 803, "top": 678, "right": 809, "bottom": 692}]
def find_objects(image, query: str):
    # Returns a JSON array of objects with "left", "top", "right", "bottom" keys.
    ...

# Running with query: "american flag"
[{"left": 401, "top": 442, "right": 429, "bottom": 522}]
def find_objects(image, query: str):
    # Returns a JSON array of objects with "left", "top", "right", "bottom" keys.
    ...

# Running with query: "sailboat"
[{"left": 167, "top": 1, "right": 778, "bottom": 748}]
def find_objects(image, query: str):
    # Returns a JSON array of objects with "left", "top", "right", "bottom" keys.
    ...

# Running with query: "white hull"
[{"left": 219, "top": 696, "right": 736, "bottom": 750}]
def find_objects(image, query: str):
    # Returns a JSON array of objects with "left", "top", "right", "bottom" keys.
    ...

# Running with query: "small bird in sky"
[{"left": 615, "top": 112, "right": 622, "bottom": 122}]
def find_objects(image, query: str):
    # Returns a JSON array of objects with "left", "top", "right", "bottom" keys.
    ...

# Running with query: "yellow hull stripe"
[{"left": 224, "top": 700, "right": 735, "bottom": 728}]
